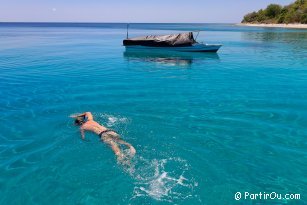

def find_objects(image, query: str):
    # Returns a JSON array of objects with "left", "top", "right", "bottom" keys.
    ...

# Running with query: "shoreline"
[{"left": 237, "top": 23, "right": 307, "bottom": 29}]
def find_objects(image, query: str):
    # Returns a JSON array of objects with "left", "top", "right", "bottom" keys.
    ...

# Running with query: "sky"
[{"left": 0, "top": 0, "right": 294, "bottom": 23}]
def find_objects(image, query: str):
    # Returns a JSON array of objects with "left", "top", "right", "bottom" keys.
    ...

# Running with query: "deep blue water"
[{"left": 0, "top": 23, "right": 306, "bottom": 205}]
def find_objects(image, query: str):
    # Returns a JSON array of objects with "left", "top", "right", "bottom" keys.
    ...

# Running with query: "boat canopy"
[{"left": 123, "top": 32, "right": 196, "bottom": 47}]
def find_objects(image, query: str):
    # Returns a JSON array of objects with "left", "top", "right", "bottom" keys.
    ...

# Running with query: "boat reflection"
[{"left": 123, "top": 50, "right": 219, "bottom": 67}]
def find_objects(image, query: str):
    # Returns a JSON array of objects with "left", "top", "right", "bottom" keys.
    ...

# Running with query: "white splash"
[
  {"left": 100, "top": 114, "right": 128, "bottom": 127},
  {"left": 129, "top": 157, "right": 196, "bottom": 202}
]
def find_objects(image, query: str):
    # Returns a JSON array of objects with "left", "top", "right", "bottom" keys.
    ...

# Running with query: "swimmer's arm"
[
  {"left": 80, "top": 128, "right": 85, "bottom": 140},
  {"left": 84, "top": 112, "right": 93, "bottom": 121},
  {"left": 80, "top": 129, "right": 91, "bottom": 142},
  {"left": 70, "top": 112, "right": 93, "bottom": 121},
  {"left": 70, "top": 113, "right": 82, "bottom": 118}
]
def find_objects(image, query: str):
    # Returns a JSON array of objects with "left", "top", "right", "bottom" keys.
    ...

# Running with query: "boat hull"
[{"left": 124, "top": 43, "right": 222, "bottom": 53}]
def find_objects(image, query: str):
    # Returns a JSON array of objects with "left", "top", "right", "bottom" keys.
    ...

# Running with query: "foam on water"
[
  {"left": 127, "top": 157, "right": 197, "bottom": 203},
  {"left": 99, "top": 113, "right": 129, "bottom": 128}
]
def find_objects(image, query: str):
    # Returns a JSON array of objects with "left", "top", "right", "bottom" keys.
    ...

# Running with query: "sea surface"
[{"left": 0, "top": 23, "right": 306, "bottom": 205}]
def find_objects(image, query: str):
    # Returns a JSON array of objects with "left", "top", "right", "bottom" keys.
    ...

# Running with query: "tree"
[
  {"left": 301, "top": 13, "right": 307, "bottom": 23},
  {"left": 242, "top": 12, "right": 258, "bottom": 23},
  {"left": 257, "top": 9, "right": 267, "bottom": 22},
  {"left": 241, "top": 0, "right": 307, "bottom": 24},
  {"left": 265, "top": 4, "right": 282, "bottom": 18}
]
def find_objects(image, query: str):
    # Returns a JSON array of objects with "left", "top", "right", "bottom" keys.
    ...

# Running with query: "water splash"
[
  {"left": 99, "top": 114, "right": 129, "bottom": 127},
  {"left": 126, "top": 157, "right": 197, "bottom": 203}
]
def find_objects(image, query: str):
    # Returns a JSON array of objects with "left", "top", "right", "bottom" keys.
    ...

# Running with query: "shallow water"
[{"left": 0, "top": 23, "right": 306, "bottom": 205}]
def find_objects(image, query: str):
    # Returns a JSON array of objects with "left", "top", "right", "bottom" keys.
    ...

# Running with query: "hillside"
[{"left": 242, "top": 0, "right": 307, "bottom": 24}]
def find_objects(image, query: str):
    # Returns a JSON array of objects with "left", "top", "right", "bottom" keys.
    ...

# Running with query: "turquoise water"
[{"left": 0, "top": 23, "right": 306, "bottom": 204}]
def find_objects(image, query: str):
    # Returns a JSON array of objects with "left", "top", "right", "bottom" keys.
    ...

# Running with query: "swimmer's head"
[{"left": 74, "top": 116, "right": 84, "bottom": 126}]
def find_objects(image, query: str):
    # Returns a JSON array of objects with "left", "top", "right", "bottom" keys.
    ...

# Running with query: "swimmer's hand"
[{"left": 69, "top": 113, "right": 80, "bottom": 118}]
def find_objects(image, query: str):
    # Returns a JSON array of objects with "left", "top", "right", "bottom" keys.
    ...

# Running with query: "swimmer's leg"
[
  {"left": 114, "top": 139, "right": 136, "bottom": 157},
  {"left": 103, "top": 138, "right": 124, "bottom": 160}
]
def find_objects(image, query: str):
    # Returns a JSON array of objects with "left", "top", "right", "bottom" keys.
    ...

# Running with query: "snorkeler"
[{"left": 70, "top": 112, "right": 136, "bottom": 161}]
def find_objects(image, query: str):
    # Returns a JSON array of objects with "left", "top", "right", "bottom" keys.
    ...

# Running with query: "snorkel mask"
[{"left": 74, "top": 116, "right": 85, "bottom": 126}]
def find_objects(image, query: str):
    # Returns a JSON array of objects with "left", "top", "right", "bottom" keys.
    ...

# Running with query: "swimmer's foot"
[
  {"left": 116, "top": 153, "right": 125, "bottom": 161},
  {"left": 116, "top": 151, "right": 136, "bottom": 167},
  {"left": 117, "top": 155, "right": 131, "bottom": 167},
  {"left": 129, "top": 146, "right": 136, "bottom": 157}
]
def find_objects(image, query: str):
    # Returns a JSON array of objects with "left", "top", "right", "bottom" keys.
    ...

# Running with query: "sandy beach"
[{"left": 238, "top": 23, "right": 307, "bottom": 29}]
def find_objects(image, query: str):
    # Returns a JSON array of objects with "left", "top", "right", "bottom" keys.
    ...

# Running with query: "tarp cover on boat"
[{"left": 123, "top": 32, "right": 196, "bottom": 47}]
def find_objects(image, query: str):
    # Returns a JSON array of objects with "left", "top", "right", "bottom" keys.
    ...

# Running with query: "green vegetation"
[{"left": 242, "top": 0, "right": 307, "bottom": 24}]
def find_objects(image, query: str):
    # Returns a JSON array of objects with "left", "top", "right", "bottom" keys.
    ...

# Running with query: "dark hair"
[{"left": 74, "top": 117, "right": 84, "bottom": 126}]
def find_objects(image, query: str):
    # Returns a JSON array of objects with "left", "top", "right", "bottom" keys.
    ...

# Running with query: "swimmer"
[{"left": 70, "top": 112, "right": 136, "bottom": 161}]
